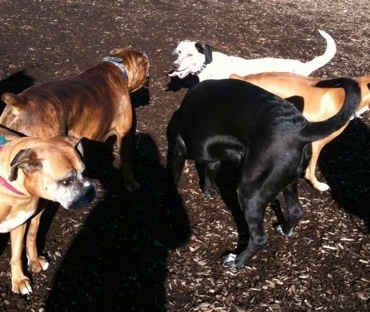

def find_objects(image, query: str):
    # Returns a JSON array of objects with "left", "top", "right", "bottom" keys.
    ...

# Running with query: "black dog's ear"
[{"left": 195, "top": 42, "right": 213, "bottom": 64}]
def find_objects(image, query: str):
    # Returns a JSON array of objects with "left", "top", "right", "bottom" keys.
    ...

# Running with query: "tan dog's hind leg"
[
  {"left": 10, "top": 224, "right": 33, "bottom": 294},
  {"left": 305, "top": 124, "right": 349, "bottom": 191},
  {"left": 305, "top": 141, "right": 329, "bottom": 191},
  {"left": 26, "top": 203, "right": 49, "bottom": 273}
]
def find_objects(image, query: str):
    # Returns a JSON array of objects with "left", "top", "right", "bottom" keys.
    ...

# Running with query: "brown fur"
[
  {"left": 230, "top": 72, "right": 370, "bottom": 191},
  {"left": 0, "top": 126, "right": 96, "bottom": 294},
  {"left": 0, "top": 48, "right": 149, "bottom": 191}
]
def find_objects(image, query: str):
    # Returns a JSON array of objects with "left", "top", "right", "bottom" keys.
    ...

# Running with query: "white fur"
[
  {"left": 0, "top": 210, "right": 35, "bottom": 233},
  {"left": 169, "top": 30, "right": 336, "bottom": 81}
]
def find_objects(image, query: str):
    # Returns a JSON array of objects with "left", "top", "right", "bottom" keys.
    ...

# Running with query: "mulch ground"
[{"left": 0, "top": 0, "right": 369, "bottom": 311}]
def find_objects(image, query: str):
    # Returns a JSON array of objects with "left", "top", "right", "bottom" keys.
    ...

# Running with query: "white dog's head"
[{"left": 169, "top": 41, "right": 213, "bottom": 79}]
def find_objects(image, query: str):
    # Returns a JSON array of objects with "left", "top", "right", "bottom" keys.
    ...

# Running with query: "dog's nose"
[{"left": 172, "top": 62, "right": 180, "bottom": 70}]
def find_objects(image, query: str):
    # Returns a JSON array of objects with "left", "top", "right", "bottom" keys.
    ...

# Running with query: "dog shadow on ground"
[
  {"left": 165, "top": 75, "right": 199, "bottom": 92},
  {"left": 318, "top": 117, "right": 370, "bottom": 232},
  {"left": 45, "top": 129, "right": 190, "bottom": 310},
  {"left": 0, "top": 70, "right": 35, "bottom": 114}
]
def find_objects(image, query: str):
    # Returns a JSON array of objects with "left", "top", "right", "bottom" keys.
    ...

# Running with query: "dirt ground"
[{"left": 0, "top": 0, "right": 369, "bottom": 311}]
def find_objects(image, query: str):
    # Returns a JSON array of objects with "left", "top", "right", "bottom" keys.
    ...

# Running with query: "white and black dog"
[{"left": 169, "top": 30, "right": 336, "bottom": 82}]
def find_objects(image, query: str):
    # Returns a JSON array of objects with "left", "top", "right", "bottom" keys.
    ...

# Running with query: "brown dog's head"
[
  {"left": 9, "top": 135, "right": 97, "bottom": 210},
  {"left": 109, "top": 48, "right": 149, "bottom": 92}
]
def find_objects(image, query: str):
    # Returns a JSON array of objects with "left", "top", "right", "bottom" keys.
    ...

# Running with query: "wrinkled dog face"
[
  {"left": 12, "top": 138, "right": 97, "bottom": 210},
  {"left": 35, "top": 148, "right": 96, "bottom": 209}
]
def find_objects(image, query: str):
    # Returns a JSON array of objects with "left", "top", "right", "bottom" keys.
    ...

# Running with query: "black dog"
[{"left": 169, "top": 78, "right": 360, "bottom": 269}]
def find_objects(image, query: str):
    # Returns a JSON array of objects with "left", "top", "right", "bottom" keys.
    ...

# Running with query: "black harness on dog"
[{"left": 102, "top": 56, "right": 129, "bottom": 79}]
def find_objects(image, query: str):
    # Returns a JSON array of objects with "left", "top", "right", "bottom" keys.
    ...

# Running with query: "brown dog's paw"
[
  {"left": 28, "top": 256, "right": 49, "bottom": 273},
  {"left": 12, "top": 277, "right": 33, "bottom": 295}
]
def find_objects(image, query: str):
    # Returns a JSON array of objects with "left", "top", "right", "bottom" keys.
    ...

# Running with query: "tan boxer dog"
[
  {"left": 230, "top": 72, "right": 370, "bottom": 191},
  {"left": 0, "top": 126, "right": 96, "bottom": 294},
  {"left": 0, "top": 48, "right": 149, "bottom": 191}
]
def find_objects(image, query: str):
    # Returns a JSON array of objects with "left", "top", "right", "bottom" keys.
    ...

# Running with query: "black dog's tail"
[{"left": 301, "top": 77, "right": 361, "bottom": 142}]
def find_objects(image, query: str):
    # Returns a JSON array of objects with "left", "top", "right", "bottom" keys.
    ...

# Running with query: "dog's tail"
[
  {"left": 301, "top": 77, "right": 361, "bottom": 141},
  {"left": 301, "top": 30, "right": 336, "bottom": 75}
]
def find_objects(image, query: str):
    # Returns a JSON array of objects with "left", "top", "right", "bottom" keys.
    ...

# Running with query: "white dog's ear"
[{"left": 195, "top": 42, "right": 213, "bottom": 64}]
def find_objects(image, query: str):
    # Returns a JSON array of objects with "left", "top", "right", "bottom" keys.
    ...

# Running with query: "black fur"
[
  {"left": 195, "top": 42, "right": 213, "bottom": 65},
  {"left": 169, "top": 78, "right": 360, "bottom": 269}
]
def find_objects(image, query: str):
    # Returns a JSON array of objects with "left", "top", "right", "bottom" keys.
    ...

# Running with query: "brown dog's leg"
[
  {"left": 10, "top": 224, "right": 32, "bottom": 294},
  {"left": 306, "top": 124, "right": 349, "bottom": 191},
  {"left": 26, "top": 201, "right": 49, "bottom": 273},
  {"left": 117, "top": 134, "right": 140, "bottom": 191},
  {"left": 305, "top": 141, "right": 329, "bottom": 191}
]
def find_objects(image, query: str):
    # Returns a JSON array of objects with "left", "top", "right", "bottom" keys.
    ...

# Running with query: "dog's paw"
[
  {"left": 221, "top": 253, "right": 242, "bottom": 269},
  {"left": 314, "top": 181, "right": 330, "bottom": 192},
  {"left": 28, "top": 256, "right": 50, "bottom": 273},
  {"left": 274, "top": 223, "right": 294, "bottom": 237},
  {"left": 12, "top": 277, "right": 33, "bottom": 295}
]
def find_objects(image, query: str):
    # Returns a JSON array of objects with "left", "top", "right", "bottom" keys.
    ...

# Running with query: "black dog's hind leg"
[
  {"left": 170, "top": 135, "right": 187, "bottom": 188},
  {"left": 222, "top": 182, "right": 270, "bottom": 269},
  {"left": 274, "top": 181, "right": 303, "bottom": 237},
  {"left": 203, "top": 161, "right": 221, "bottom": 198}
]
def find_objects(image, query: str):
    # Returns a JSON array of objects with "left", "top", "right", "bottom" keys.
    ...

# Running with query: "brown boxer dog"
[
  {"left": 230, "top": 72, "right": 370, "bottom": 191},
  {"left": 0, "top": 48, "right": 149, "bottom": 191},
  {"left": 0, "top": 126, "right": 96, "bottom": 294}
]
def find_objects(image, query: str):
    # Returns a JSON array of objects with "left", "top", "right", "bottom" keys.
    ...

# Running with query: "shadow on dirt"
[
  {"left": 45, "top": 131, "right": 191, "bottom": 311},
  {"left": 0, "top": 70, "right": 35, "bottom": 113},
  {"left": 319, "top": 118, "right": 370, "bottom": 232}
]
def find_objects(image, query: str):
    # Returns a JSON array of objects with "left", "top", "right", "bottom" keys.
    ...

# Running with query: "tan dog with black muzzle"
[
  {"left": 0, "top": 48, "right": 149, "bottom": 191},
  {"left": 230, "top": 72, "right": 370, "bottom": 191},
  {"left": 0, "top": 126, "right": 96, "bottom": 294}
]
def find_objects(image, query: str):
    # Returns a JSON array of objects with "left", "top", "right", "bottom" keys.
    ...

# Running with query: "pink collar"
[{"left": 0, "top": 176, "right": 25, "bottom": 196}]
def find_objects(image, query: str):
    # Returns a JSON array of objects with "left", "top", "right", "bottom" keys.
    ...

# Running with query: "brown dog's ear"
[
  {"left": 109, "top": 48, "right": 121, "bottom": 55},
  {"left": 9, "top": 148, "right": 43, "bottom": 181},
  {"left": 1, "top": 93, "right": 25, "bottom": 115},
  {"left": 66, "top": 136, "right": 84, "bottom": 158}
]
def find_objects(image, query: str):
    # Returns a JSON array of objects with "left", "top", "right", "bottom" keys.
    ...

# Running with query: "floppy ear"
[
  {"left": 9, "top": 148, "right": 43, "bottom": 181},
  {"left": 195, "top": 42, "right": 213, "bottom": 64}
]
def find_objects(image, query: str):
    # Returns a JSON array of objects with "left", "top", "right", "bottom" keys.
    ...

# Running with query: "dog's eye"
[
  {"left": 58, "top": 170, "right": 77, "bottom": 186},
  {"left": 188, "top": 53, "right": 193, "bottom": 57}
]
